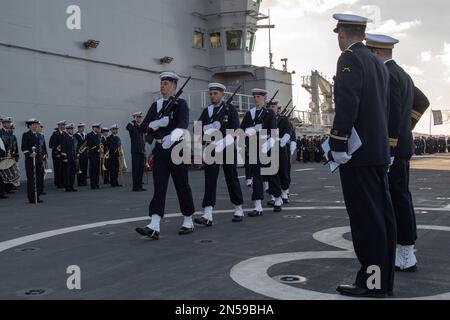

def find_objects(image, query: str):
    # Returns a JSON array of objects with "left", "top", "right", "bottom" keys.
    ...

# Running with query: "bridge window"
[
  {"left": 194, "top": 31, "right": 204, "bottom": 49},
  {"left": 246, "top": 31, "right": 255, "bottom": 52},
  {"left": 226, "top": 30, "right": 243, "bottom": 51},
  {"left": 210, "top": 32, "right": 222, "bottom": 48}
]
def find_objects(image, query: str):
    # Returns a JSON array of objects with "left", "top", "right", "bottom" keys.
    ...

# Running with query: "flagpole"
[{"left": 429, "top": 108, "right": 432, "bottom": 137}]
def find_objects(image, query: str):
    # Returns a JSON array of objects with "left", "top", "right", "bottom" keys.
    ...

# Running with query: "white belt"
[{"left": 155, "top": 139, "right": 163, "bottom": 144}]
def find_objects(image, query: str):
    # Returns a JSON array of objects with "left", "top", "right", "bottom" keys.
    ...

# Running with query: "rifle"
[
  {"left": 211, "top": 86, "right": 241, "bottom": 123},
  {"left": 265, "top": 90, "right": 279, "bottom": 109},
  {"left": 280, "top": 99, "right": 292, "bottom": 116},
  {"left": 285, "top": 107, "right": 295, "bottom": 119}
]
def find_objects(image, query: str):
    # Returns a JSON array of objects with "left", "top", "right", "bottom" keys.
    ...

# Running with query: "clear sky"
[{"left": 252, "top": 0, "right": 450, "bottom": 136}]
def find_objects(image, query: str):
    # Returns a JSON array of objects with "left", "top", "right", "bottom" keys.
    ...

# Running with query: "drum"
[{"left": 0, "top": 158, "right": 21, "bottom": 186}]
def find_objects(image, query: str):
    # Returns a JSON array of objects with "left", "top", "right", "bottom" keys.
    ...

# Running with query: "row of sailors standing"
[
  {"left": 18, "top": 119, "right": 125, "bottom": 204},
  {"left": 135, "top": 72, "right": 298, "bottom": 240}
]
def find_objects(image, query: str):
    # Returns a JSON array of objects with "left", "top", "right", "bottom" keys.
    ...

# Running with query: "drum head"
[{"left": 0, "top": 158, "right": 15, "bottom": 170}]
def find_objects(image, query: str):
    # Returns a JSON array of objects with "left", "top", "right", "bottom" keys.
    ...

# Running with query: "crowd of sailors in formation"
[{"left": 413, "top": 136, "right": 450, "bottom": 155}]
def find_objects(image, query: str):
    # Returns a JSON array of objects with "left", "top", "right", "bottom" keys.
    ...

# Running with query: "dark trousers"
[
  {"left": 63, "top": 161, "right": 76, "bottom": 190},
  {"left": 38, "top": 164, "right": 45, "bottom": 195},
  {"left": 25, "top": 158, "right": 43, "bottom": 203},
  {"left": 109, "top": 157, "right": 120, "bottom": 186},
  {"left": 340, "top": 165, "right": 396, "bottom": 293},
  {"left": 279, "top": 148, "right": 290, "bottom": 191},
  {"left": 388, "top": 159, "right": 417, "bottom": 246},
  {"left": 77, "top": 156, "right": 88, "bottom": 186},
  {"left": 302, "top": 149, "right": 309, "bottom": 163},
  {"left": 202, "top": 162, "right": 244, "bottom": 208},
  {"left": 244, "top": 150, "right": 252, "bottom": 180},
  {"left": 250, "top": 164, "right": 264, "bottom": 201},
  {"left": 287, "top": 152, "right": 292, "bottom": 187},
  {"left": 0, "top": 179, "right": 5, "bottom": 197},
  {"left": 149, "top": 144, "right": 195, "bottom": 218},
  {"left": 89, "top": 155, "right": 100, "bottom": 188},
  {"left": 132, "top": 153, "right": 145, "bottom": 190},
  {"left": 251, "top": 163, "right": 282, "bottom": 200},
  {"left": 52, "top": 155, "right": 63, "bottom": 188}
]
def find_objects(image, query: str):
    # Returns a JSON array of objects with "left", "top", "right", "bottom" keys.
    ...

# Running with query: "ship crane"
[{"left": 301, "top": 70, "right": 335, "bottom": 126}]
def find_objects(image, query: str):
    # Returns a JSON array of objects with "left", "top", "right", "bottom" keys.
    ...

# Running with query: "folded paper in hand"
[{"left": 322, "top": 128, "right": 362, "bottom": 173}]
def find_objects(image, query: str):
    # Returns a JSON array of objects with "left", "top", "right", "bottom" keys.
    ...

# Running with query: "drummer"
[
  {"left": 0, "top": 118, "right": 8, "bottom": 199},
  {"left": 0, "top": 116, "right": 14, "bottom": 198}
]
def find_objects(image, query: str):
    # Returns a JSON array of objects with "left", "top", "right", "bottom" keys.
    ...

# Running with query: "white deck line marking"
[
  {"left": 1, "top": 206, "right": 449, "bottom": 254},
  {"left": 294, "top": 168, "right": 315, "bottom": 172}
]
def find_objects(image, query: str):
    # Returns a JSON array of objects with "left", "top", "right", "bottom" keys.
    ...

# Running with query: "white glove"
[
  {"left": 149, "top": 117, "right": 169, "bottom": 131},
  {"left": 262, "top": 138, "right": 276, "bottom": 154},
  {"left": 390, "top": 157, "right": 395, "bottom": 166},
  {"left": 245, "top": 127, "right": 257, "bottom": 137},
  {"left": 280, "top": 134, "right": 291, "bottom": 148},
  {"left": 290, "top": 141, "right": 297, "bottom": 156},
  {"left": 214, "top": 135, "right": 235, "bottom": 153},
  {"left": 255, "top": 124, "right": 263, "bottom": 132},
  {"left": 203, "top": 121, "right": 221, "bottom": 134},
  {"left": 331, "top": 151, "right": 352, "bottom": 165},
  {"left": 159, "top": 116, "right": 169, "bottom": 128},
  {"left": 162, "top": 129, "right": 184, "bottom": 150}
]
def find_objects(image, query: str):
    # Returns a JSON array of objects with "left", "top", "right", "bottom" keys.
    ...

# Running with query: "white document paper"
[{"left": 322, "top": 128, "right": 362, "bottom": 173}]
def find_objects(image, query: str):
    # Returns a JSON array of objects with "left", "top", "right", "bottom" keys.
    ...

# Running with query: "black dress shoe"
[
  {"left": 140, "top": 188, "right": 148, "bottom": 191},
  {"left": 71, "top": 188, "right": 78, "bottom": 192},
  {"left": 0, "top": 195, "right": 9, "bottom": 199},
  {"left": 6, "top": 190, "right": 15, "bottom": 194},
  {"left": 336, "top": 284, "right": 388, "bottom": 298},
  {"left": 135, "top": 227, "right": 160, "bottom": 240},
  {"left": 232, "top": 215, "right": 244, "bottom": 222},
  {"left": 395, "top": 265, "right": 418, "bottom": 272},
  {"left": 282, "top": 198, "right": 290, "bottom": 204},
  {"left": 273, "top": 205, "right": 282, "bottom": 213},
  {"left": 65, "top": 189, "right": 73, "bottom": 192},
  {"left": 248, "top": 210, "right": 263, "bottom": 218},
  {"left": 178, "top": 226, "right": 195, "bottom": 235},
  {"left": 29, "top": 199, "right": 44, "bottom": 204},
  {"left": 267, "top": 200, "right": 275, "bottom": 207},
  {"left": 194, "top": 217, "right": 213, "bottom": 227}
]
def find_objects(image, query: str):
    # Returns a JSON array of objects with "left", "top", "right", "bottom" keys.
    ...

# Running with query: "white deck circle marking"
[{"left": 230, "top": 225, "right": 450, "bottom": 300}]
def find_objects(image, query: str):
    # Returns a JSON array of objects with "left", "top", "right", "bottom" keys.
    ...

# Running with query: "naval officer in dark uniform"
[
  {"left": 49, "top": 120, "right": 67, "bottom": 189},
  {"left": 240, "top": 88, "right": 282, "bottom": 215},
  {"left": 74, "top": 123, "right": 88, "bottom": 187},
  {"left": 21, "top": 119, "right": 44, "bottom": 204},
  {"left": 61, "top": 123, "right": 78, "bottom": 192},
  {"left": 87, "top": 123, "right": 102, "bottom": 189},
  {"left": 194, "top": 83, "right": 244, "bottom": 226},
  {"left": 330, "top": 14, "right": 396, "bottom": 298},
  {"left": 107, "top": 124, "right": 122, "bottom": 188},
  {"left": 126, "top": 112, "right": 146, "bottom": 192},
  {"left": 100, "top": 128, "right": 111, "bottom": 185},
  {"left": 136, "top": 72, "right": 196, "bottom": 239},
  {"left": 269, "top": 101, "right": 293, "bottom": 205},
  {"left": 366, "top": 34, "right": 419, "bottom": 272}
]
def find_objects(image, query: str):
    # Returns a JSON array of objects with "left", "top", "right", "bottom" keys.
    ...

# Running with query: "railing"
[{"left": 292, "top": 110, "right": 335, "bottom": 127}]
